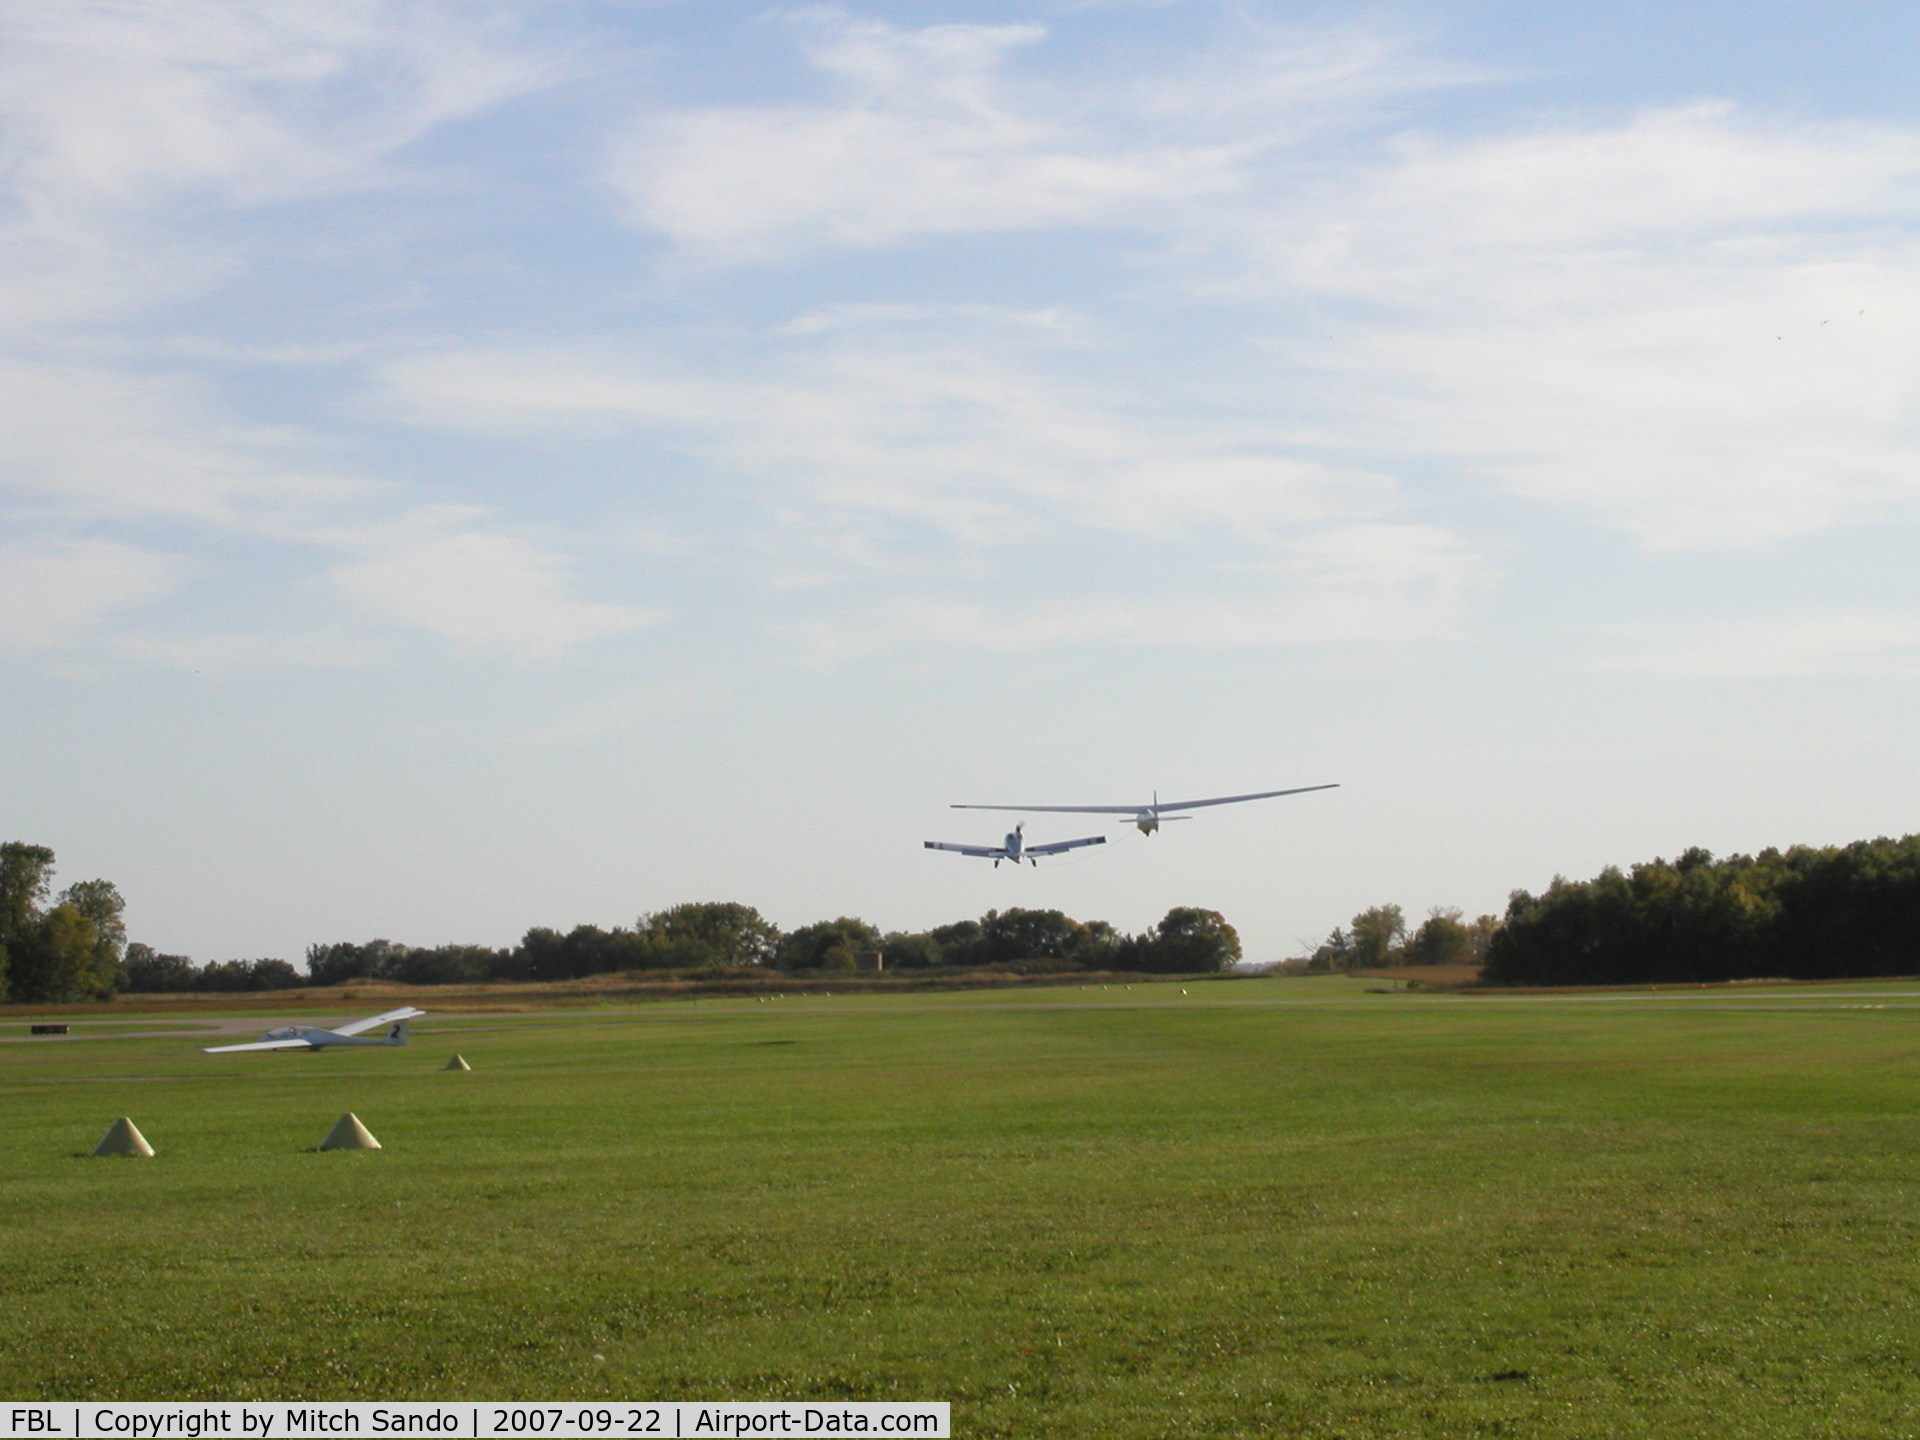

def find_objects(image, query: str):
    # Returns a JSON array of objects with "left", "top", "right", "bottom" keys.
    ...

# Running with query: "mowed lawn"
[{"left": 5, "top": 978, "right": 1920, "bottom": 1438}]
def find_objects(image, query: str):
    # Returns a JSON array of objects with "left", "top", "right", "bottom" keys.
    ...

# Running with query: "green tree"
[
  {"left": 1348, "top": 904, "right": 1406, "bottom": 969},
  {"left": 929, "top": 919, "right": 985, "bottom": 967},
  {"left": 638, "top": 902, "right": 781, "bottom": 968},
  {"left": 120, "top": 942, "right": 198, "bottom": 992},
  {"left": 778, "top": 917, "right": 882, "bottom": 971},
  {"left": 972, "top": 908, "right": 1117, "bottom": 969},
  {"left": 880, "top": 931, "right": 945, "bottom": 969},
  {"left": 58, "top": 879, "right": 126, "bottom": 993},
  {"left": 1307, "top": 926, "right": 1353, "bottom": 972},
  {"left": 0, "top": 843, "right": 56, "bottom": 997},
  {"left": 1137, "top": 907, "right": 1241, "bottom": 973},
  {"left": 10, "top": 903, "right": 107, "bottom": 1003},
  {"left": 1404, "top": 907, "right": 1472, "bottom": 966}
]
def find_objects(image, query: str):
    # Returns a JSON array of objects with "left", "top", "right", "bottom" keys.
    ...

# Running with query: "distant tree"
[
  {"left": 120, "top": 942, "right": 198, "bottom": 992},
  {"left": 0, "top": 844, "right": 127, "bottom": 1001},
  {"left": 638, "top": 902, "right": 780, "bottom": 968},
  {"left": 306, "top": 939, "right": 409, "bottom": 987},
  {"left": 1133, "top": 906, "right": 1241, "bottom": 974},
  {"left": 929, "top": 919, "right": 985, "bottom": 968},
  {"left": 197, "top": 958, "right": 302, "bottom": 992},
  {"left": 1348, "top": 905, "right": 1406, "bottom": 969},
  {"left": 10, "top": 904, "right": 108, "bottom": 1002},
  {"left": 970, "top": 908, "right": 1121, "bottom": 969},
  {"left": 1465, "top": 915, "right": 1501, "bottom": 961},
  {"left": 0, "top": 842, "right": 57, "bottom": 1000},
  {"left": 880, "top": 931, "right": 944, "bottom": 969},
  {"left": 0, "top": 842, "right": 54, "bottom": 946},
  {"left": 1306, "top": 926, "right": 1353, "bottom": 972},
  {"left": 779, "top": 917, "right": 882, "bottom": 971},
  {"left": 58, "top": 879, "right": 126, "bottom": 991},
  {"left": 1404, "top": 907, "right": 1473, "bottom": 966},
  {"left": 390, "top": 944, "right": 504, "bottom": 986},
  {"left": 513, "top": 924, "right": 651, "bottom": 981}
]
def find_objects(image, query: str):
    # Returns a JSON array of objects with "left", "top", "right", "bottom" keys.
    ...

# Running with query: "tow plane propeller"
[
  {"left": 203, "top": 1006, "right": 426, "bottom": 1054},
  {"left": 952, "top": 783, "right": 1338, "bottom": 835}
]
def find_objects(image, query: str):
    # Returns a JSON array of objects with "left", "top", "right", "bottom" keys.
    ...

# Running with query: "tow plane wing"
[
  {"left": 924, "top": 824, "right": 1106, "bottom": 867},
  {"left": 1021, "top": 835, "right": 1107, "bottom": 858}
]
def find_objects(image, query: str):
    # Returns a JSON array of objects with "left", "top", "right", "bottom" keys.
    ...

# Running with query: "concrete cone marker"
[
  {"left": 444, "top": 1054, "right": 471, "bottom": 1072},
  {"left": 93, "top": 1117, "right": 155, "bottom": 1157},
  {"left": 317, "top": 1113, "right": 381, "bottom": 1151}
]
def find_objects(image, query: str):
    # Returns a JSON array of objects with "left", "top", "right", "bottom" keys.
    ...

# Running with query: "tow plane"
[
  {"left": 924, "top": 822, "right": 1106, "bottom": 868},
  {"left": 952, "top": 784, "right": 1338, "bottom": 835},
  {"left": 203, "top": 1006, "right": 425, "bottom": 1054}
]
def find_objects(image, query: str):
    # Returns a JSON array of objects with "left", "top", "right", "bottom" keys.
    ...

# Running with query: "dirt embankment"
[
  {"left": 1347, "top": 962, "right": 1486, "bottom": 989},
  {"left": 1, "top": 967, "right": 1242, "bottom": 1017}
]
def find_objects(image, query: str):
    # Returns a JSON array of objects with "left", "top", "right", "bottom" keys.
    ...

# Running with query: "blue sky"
[{"left": 6, "top": 1, "right": 1920, "bottom": 965}]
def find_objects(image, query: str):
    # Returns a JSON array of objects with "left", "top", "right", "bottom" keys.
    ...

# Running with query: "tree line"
[
  {"left": 1296, "top": 903, "right": 1499, "bottom": 972},
  {"left": 32, "top": 829, "right": 1920, "bottom": 1000},
  {"left": 0, "top": 844, "right": 126, "bottom": 1004},
  {"left": 0, "top": 842, "right": 1242, "bottom": 1001},
  {"left": 1483, "top": 836, "right": 1920, "bottom": 986},
  {"left": 305, "top": 902, "right": 1242, "bottom": 986}
]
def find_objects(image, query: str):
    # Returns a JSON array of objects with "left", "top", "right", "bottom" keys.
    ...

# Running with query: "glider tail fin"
[{"left": 387, "top": 1019, "right": 411, "bottom": 1045}]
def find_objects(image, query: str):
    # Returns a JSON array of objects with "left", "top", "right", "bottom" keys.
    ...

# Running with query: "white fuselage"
[
  {"left": 1004, "top": 828, "right": 1025, "bottom": 861},
  {"left": 259, "top": 1024, "right": 406, "bottom": 1049}
]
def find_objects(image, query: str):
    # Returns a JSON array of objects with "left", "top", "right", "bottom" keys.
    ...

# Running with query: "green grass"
[{"left": 6, "top": 976, "right": 1920, "bottom": 1437}]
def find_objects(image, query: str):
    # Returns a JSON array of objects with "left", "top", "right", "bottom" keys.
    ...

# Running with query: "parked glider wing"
[
  {"left": 203, "top": 1036, "right": 320, "bottom": 1054},
  {"left": 1023, "top": 834, "right": 1107, "bottom": 857},
  {"left": 332, "top": 1006, "right": 426, "bottom": 1036}
]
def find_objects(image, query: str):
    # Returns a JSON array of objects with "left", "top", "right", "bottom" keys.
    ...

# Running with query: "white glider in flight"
[
  {"left": 952, "top": 784, "right": 1339, "bottom": 836},
  {"left": 925, "top": 823, "right": 1107, "bottom": 868},
  {"left": 203, "top": 1006, "right": 426, "bottom": 1054}
]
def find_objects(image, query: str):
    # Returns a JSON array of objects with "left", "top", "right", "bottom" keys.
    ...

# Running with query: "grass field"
[{"left": 5, "top": 976, "right": 1920, "bottom": 1437}]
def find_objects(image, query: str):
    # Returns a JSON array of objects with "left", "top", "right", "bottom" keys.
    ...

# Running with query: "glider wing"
[
  {"left": 953, "top": 783, "right": 1338, "bottom": 815},
  {"left": 1154, "top": 784, "right": 1340, "bottom": 812},
  {"left": 332, "top": 1006, "right": 427, "bottom": 1037}
]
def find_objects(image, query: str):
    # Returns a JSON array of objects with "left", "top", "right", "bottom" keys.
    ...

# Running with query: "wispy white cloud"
[
  {"left": 332, "top": 527, "right": 664, "bottom": 660},
  {"left": 517, "top": 684, "right": 698, "bottom": 746},
  {"left": 1600, "top": 612, "right": 1920, "bottom": 678},
  {"left": 1245, "top": 104, "right": 1920, "bottom": 549},
  {"left": 383, "top": 336, "right": 1401, "bottom": 549},
  {"left": 0, "top": 358, "right": 367, "bottom": 524},
  {"left": 0, "top": 0, "right": 555, "bottom": 324},
  {"left": 783, "top": 521, "right": 1487, "bottom": 658},
  {"left": 608, "top": 12, "right": 1449, "bottom": 261},
  {"left": 0, "top": 538, "right": 180, "bottom": 649}
]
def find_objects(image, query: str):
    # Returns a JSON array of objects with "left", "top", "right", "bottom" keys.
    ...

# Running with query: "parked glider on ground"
[
  {"left": 203, "top": 1006, "right": 425, "bottom": 1053},
  {"left": 952, "top": 784, "right": 1338, "bottom": 835},
  {"left": 925, "top": 823, "right": 1106, "bottom": 868}
]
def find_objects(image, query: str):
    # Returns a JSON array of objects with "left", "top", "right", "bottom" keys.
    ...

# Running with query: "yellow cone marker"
[
  {"left": 317, "top": 1113, "right": 381, "bottom": 1151},
  {"left": 92, "top": 1117, "right": 155, "bottom": 1158},
  {"left": 444, "top": 1054, "right": 471, "bottom": 1072}
]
